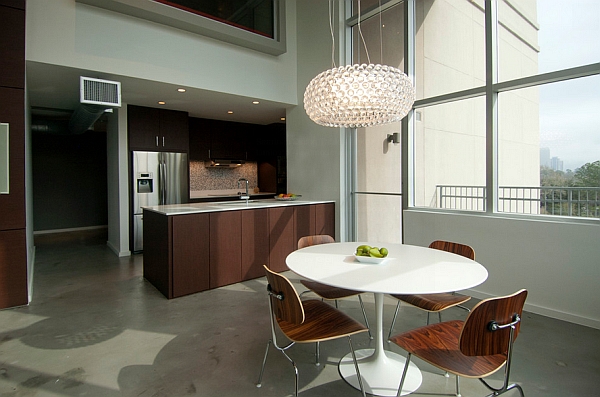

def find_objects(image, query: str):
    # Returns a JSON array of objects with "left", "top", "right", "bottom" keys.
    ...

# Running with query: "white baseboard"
[
  {"left": 467, "top": 289, "right": 600, "bottom": 330},
  {"left": 106, "top": 240, "right": 131, "bottom": 257}
]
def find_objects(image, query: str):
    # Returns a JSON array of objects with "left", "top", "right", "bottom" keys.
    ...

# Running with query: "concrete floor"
[{"left": 0, "top": 230, "right": 598, "bottom": 397}]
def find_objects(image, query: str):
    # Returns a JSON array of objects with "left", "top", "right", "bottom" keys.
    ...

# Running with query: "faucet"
[{"left": 237, "top": 178, "right": 250, "bottom": 202}]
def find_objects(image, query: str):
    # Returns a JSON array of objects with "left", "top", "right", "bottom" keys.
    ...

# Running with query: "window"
[
  {"left": 348, "top": 0, "right": 599, "bottom": 226},
  {"left": 414, "top": 97, "right": 486, "bottom": 211},
  {"left": 154, "top": 0, "right": 275, "bottom": 38}
]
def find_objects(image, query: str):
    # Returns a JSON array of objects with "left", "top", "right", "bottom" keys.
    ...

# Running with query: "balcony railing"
[{"left": 436, "top": 185, "right": 600, "bottom": 218}]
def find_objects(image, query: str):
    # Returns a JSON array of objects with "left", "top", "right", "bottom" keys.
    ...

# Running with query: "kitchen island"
[{"left": 142, "top": 199, "right": 335, "bottom": 298}]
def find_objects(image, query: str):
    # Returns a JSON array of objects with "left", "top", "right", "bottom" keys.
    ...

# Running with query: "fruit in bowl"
[
  {"left": 355, "top": 245, "right": 388, "bottom": 258},
  {"left": 275, "top": 193, "right": 299, "bottom": 201}
]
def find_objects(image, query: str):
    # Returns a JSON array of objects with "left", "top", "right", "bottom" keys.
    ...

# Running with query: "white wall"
[
  {"left": 25, "top": 0, "right": 298, "bottom": 106},
  {"left": 404, "top": 209, "right": 600, "bottom": 329}
]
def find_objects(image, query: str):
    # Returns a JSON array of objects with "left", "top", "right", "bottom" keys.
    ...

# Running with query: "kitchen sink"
[{"left": 216, "top": 200, "right": 267, "bottom": 206}]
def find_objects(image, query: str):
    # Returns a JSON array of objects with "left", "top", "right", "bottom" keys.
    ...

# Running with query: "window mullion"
[{"left": 485, "top": 0, "right": 499, "bottom": 214}]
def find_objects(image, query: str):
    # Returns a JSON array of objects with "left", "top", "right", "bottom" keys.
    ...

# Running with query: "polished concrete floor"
[{"left": 0, "top": 230, "right": 598, "bottom": 397}]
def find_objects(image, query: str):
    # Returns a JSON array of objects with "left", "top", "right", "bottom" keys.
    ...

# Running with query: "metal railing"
[{"left": 436, "top": 185, "right": 600, "bottom": 218}]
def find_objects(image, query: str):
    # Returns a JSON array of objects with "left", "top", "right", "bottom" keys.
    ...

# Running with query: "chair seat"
[
  {"left": 277, "top": 299, "right": 368, "bottom": 343},
  {"left": 301, "top": 279, "right": 361, "bottom": 300},
  {"left": 392, "top": 293, "right": 470, "bottom": 312},
  {"left": 389, "top": 320, "right": 507, "bottom": 378}
]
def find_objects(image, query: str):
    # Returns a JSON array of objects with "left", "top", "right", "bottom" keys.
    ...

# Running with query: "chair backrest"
[
  {"left": 459, "top": 289, "right": 528, "bottom": 356},
  {"left": 429, "top": 240, "right": 475, "bottom": 260},
  {"left": 298, "top": 234, "right": 335, "bottom": 249},
  {"left": 263, "top": 265, "right": 304, "bottom": 325}
]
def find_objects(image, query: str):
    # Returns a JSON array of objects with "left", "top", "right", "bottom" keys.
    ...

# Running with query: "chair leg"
[
  {"left": 256, "top": 340, "right": 271, "bottom": 388},
  {"left": 315, "top": 341, "right": 321, "bottom": 366},
  {"left": 357, "top": 295, "right": 373, "bottom": 339},
  {"left": 396, "top": 353, "right": 412, "bottom": 397},
  {"left": 347, "top": 336, "right": 366, "bottom": 397},
  {"left": 455, "top": 374, "right": 461, "bottom": 397},
  {"left": 481, "top": 381, "right": 525, "bottom": 397},
  {"left": 388, "top": 301, "right": 402, "bottom": 341}
]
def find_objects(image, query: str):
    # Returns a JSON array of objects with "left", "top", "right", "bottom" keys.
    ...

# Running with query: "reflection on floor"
[{"left": 0, "top": 229, "right": 598, "bottom": 397}]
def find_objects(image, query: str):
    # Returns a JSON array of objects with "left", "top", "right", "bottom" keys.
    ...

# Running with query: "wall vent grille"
[{"left": 80, "top": 76, "right": 121, "bottom": 107}]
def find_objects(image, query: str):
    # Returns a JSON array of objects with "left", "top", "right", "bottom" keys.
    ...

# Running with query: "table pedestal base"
[{"left": 339, "top": 348, "right": 422, "bottom": 396}]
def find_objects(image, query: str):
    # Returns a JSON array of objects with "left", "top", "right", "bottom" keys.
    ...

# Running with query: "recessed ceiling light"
[
  {"left": 158, "top": 101, "right": 166, "bottom": 105},
  {"left": 227, "top": 110, "right": 234, "bottom": 114},
  {"left": 252, "top": 101, "right": 260, "bottom": 104},
  {"left": 177, "top": 88, "right": 186, "bottom": 93}
]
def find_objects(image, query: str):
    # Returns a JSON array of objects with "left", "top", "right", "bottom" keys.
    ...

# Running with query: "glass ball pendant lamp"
[
  {"left": 304, "top": 63, "right": 415, "bottom": 128},
  {"left": 303, "top": 0, "right": 415, "bottom": 128}
]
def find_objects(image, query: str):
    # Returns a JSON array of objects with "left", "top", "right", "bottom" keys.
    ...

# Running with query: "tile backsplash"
[{"left": 189, "top": 161, "right": 258, "bottom": 191}]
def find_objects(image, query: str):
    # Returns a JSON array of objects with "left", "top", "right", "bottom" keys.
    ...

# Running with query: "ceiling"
[{"left": 27, "top": 61, "right": 290, "bottom": 125}]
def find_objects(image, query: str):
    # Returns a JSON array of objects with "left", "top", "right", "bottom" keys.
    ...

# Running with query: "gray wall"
[{"left": 32, "top": 129, "right": 108, "bottom": 231}]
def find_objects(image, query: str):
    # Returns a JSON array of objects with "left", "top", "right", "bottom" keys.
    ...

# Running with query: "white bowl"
[{"left": 354, "top": 254, "right": 388, "bottom": 265}]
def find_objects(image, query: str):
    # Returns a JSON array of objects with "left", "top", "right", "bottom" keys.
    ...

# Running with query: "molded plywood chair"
[
  {"left": 387, "top": 240, "right": 474, "bottom": 340},
  {"left": 256, "top": 265, "right": 368, "bottom": 397},
  {"left": 298, "top": 235, "right": 372, "bottom": 339},
  {"left": 389, "top": 289, "right": 528, "bottom": 397}
]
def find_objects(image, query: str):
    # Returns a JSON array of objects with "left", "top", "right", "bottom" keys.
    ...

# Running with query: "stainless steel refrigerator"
[{"left": 132, "top": 151, "right": 188, "bottom": 252}]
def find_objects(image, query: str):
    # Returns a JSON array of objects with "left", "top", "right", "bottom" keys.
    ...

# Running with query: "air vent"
[{"left": 80, "top": 76, "right": 121, "bottom": 107}]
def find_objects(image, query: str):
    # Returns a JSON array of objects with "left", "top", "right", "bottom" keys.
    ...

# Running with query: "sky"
[{"left": 537, "top": 0, "right": 600, "bottom": 171}]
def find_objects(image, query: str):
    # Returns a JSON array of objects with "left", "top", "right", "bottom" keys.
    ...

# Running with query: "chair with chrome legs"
[
  {"left": 387, "top": 240, "right": 474, "bottom": 340},
  {"left": 298, "top": 235, "right": 372, "bottom": 340},
  {"left": 256, "top": 265, "right": 368, "bottom": 397},
  {"left": 389, "top": 289, "right": 528, "bottom": 397}
]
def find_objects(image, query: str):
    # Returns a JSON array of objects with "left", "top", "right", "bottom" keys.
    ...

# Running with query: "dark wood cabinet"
[
  {"left": 0, "top": 229, "right": 27, "bottom": 308},
  {"left": 142, "top": 202, "right": 334, "bottom": 298},
  {"left": 210, "top": 119, "right": 248, "bottom": 160},
  {"left": 143, "top": 210, "right": 171, "bottom": 297},
  {"left": 268, "top": 206, "right": 295, "bottom": 272},
  {"left": 0, "top": 5, "right": 25, "bottom": 89},
  {"left": 128, "top": 105, "right": 189, "bottom": 152},
  {"left": 209, "top": 211, "right": 242, "bottom": 288},
  {"left": 172, "top": 213, "right": 210, "bottom": 297},
  {"left": 293, "top": 204, "right": 316, "bottom": 244},
  {"left": 248, "top": 123, "right": 286, "bottom": 160},
  {"left": 0, "top": 87, "right": 25, "bottom": 230},
  {"left": 189, "top": 117, "right": 211, "bottom": 161},
  {"left": 241, "top": 208, "right": 270, "bottom": 280},
  {"left": 0, "top": 1, "right": 25, "bottom": 9},
  {"left": 315, "top": 202, "right": 335, "bottom": 237},
  {"left": 0, "top": 2, "right": 26, "bottom": 310},
  {"left": 189, "top": 118, "right": 284, "bottom": 162}
]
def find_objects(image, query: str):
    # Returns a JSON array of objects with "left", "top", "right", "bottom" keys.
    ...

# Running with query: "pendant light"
[{"left": 303, "top": 0, "right": 415, "bottom": 128}]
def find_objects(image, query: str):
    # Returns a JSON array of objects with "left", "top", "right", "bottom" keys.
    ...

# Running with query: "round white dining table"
[{"left": 286, "top": 242, "right": 488, "bottom": 396}]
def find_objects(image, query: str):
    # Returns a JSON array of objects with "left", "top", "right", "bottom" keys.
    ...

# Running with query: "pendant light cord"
[
  {"left": 357, "top": 0, "right": 371, "bottom": 64},
  {"left": 329, "top": 0, "right": 337, "bottom": 68},
  {"left": 379, "top": 0, "right": 383, "bottom": 64}
]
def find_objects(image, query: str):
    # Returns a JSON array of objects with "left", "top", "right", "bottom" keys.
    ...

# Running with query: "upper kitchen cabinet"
[
  {"left": 189, "top": 117, "right": 211, "bottom": 161},
  {"left": 247, "top": 123, "right": 285, "bottom": 160},
  {"left": 209, "top": 119, "right": 249, "bottom": 160},
  {"left": 189, "top": 117, "right": 255, "bottom": 161},
  {"left": 128, "top": 105, "right": 189, "bottom": 152}
]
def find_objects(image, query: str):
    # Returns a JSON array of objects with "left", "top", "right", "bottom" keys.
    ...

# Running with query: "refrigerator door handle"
[
  {"left": 162, "top": 155, "right": 168, "bottom": 204},
  {"left": 158, "top": 159, "right": 165, "bottom": 205}
]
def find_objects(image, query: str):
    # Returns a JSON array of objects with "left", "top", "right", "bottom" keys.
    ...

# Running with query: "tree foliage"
[
  {"left": 573, "top": 160, "right": 600, "bottom": 187},
  {"left": 540, "top": 166, "right": 573, "bottom": 187}
]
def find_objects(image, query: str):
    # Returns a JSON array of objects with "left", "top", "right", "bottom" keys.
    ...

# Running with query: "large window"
[{"left": 349, "top": 0, "right": 599, "bottom": 235}]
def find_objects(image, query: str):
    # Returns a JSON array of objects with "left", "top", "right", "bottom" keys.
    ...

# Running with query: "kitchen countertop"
[{"left": 143, "top": 199, "right": 334, "bottom": 216}]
